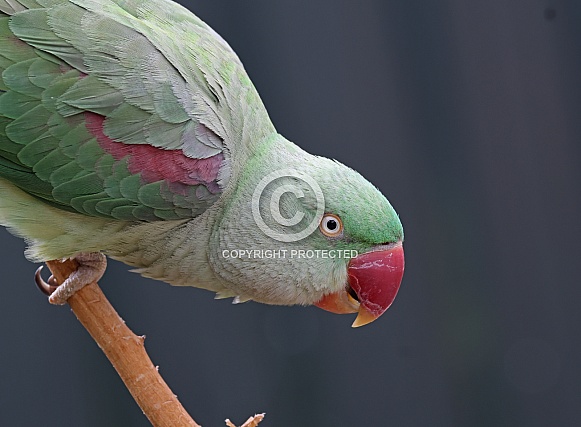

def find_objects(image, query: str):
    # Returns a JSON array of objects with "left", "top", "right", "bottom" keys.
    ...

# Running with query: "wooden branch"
[
  {"left": 46, "top": 259, "right": 200, "bottom": 427},
  {"left": 226, "top": 414, "right": 266, "bottom": 427},
  {"left": 44, "top": 259, "right": 266, "bottom": 427}
]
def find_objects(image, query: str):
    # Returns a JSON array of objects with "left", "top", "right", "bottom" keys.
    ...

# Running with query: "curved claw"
[{"left": 35, "top": 266, "right": 59, "bottom": 297}]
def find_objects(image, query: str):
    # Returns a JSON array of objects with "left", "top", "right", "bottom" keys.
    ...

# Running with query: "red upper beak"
[{"left": 314, "top": 242, "right": 405, "bottom": 327}]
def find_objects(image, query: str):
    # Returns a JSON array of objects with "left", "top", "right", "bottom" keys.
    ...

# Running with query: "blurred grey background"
[{"left": 1, "top": 0, "right": 580, "bottom": 426}]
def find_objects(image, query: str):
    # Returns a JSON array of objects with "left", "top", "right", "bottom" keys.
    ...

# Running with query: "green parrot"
[{"left": 0, "top": 0, "right": 404, "bottom": 327}]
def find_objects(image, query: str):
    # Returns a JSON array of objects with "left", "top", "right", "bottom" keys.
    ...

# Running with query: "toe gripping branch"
[
  {"left": 33, "top": 253, "right": 107, "bottom": 305},
  {"left": 35, "top": 266, "right": 59, "bottom": 296}
]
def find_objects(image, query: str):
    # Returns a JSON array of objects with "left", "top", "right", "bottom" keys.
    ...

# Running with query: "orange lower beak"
[{"left": 314, "top": 242, "right": 405, "bottom": 327}]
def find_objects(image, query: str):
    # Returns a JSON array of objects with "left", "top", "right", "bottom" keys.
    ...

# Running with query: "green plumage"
[
  {"left": 0, "top": 0, "right": 269, "bottom": 221},
  {"left": 0, "top": 0, "right": 403, "bottom": 310}
]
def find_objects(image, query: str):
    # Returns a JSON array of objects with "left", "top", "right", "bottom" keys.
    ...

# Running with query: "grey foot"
[{"left": 35, "top": 253, "right": 107, "bottom": 305}]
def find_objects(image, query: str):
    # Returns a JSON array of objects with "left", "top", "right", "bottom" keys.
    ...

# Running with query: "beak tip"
[{"left": 351, "top": 307, "right": 379, "bottom": 328}]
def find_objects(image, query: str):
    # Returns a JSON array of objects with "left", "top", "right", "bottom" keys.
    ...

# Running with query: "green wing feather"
[{"left": 0, "top": 0, "right": 275, "bottom": 221}]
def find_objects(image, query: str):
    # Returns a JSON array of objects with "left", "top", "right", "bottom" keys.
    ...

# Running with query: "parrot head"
[
  {"left": 210, "top": 136, "right": 404, "bottom": 327},
  {"left": 306, "top": 154, "right": 404, "bottom": 327}
]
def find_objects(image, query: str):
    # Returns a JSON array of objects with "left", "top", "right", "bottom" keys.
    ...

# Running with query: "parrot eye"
[{"left": 319, "top": 214, "right": 343, "bottom": 238}]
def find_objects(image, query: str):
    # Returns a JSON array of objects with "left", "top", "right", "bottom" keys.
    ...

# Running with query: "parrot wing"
[{"left": 0, "top": 0, "right": 273, "bottom": 221}]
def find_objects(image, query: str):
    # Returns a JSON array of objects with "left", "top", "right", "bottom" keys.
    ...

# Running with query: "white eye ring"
[{"left": 319, "top": 213, "right": 343, "bottom": 237}]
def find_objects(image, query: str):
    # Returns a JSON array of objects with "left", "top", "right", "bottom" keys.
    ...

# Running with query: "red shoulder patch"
[{"left": 85, "top": 112, "right": 223, "bottom": 193}]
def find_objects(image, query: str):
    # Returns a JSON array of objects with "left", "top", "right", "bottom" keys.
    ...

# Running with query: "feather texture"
[{"left": 0, "top": 0, "right": 275, "bottom": 221}]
